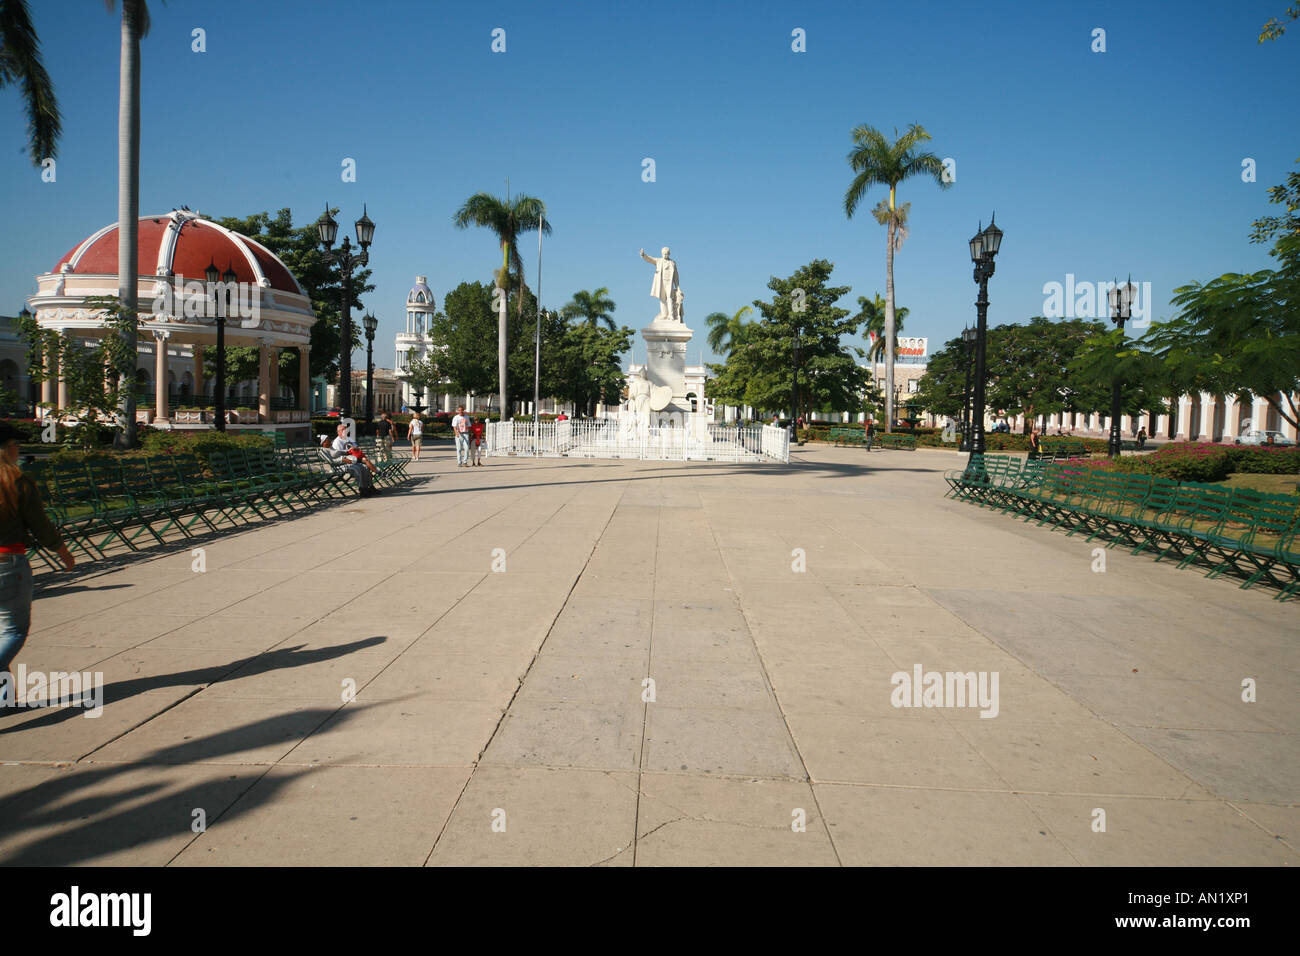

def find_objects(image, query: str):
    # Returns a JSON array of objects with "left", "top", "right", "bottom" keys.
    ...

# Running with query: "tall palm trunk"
[
  {"left": 883, "top": 186, "right": 897, "bottom": 434},
  {"left": 115, "top": 3, "right": 141, "bottom": 448},
  {"left": 498, "top": 240, "right": 509, "bottom": 419}
]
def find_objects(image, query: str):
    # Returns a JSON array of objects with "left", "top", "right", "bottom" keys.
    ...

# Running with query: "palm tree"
[
  {"left": 844, "top": 123, "right": 949, "bottom": 431},
  {"left": 112, "top": 0, "right": 150, "bottom": 448},
  {"left": 562, "top": 287, "right": 616, "bottom": 329},
  {"left": 705, "top": 306, "right": 753, "bottom": 356},
  {"left": 0, "top": 0, "right": 60, "bottom": 164},
  {"left": 853, "top": 293, "right": 909, "bottom": 363},
  {"left": 453, "top": 191, "right": 550, "bottom": 419}
]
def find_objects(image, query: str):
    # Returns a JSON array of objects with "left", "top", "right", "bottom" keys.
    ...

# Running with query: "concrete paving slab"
[
  {"left": 815, "top": 784, "right": 1077, "bottom": 866},
  {"left": 428, "top": 766, "right": 637, "bottom": 866},
  {"left": 280, "top": 697, "right": 502, "bottom": 767},
  {"left": 635, "top": 772, "right": 839, "bottom": 866},
  {"left": 1019, "top": 794, "right": 1299, "bottom": 865},
  {"left": 171, "top": 765, "right": 468, "bottom": 866}
]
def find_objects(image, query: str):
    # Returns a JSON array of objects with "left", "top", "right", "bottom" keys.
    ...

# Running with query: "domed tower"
[{"left": 395, "top": 276, "right": 436, "bottom": 409}]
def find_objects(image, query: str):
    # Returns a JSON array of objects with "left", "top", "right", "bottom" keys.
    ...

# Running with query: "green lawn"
[{"left": 1216, "top": 473, "right": 1300, "bottom": 496}]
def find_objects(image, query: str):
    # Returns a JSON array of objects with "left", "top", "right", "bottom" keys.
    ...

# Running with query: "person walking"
[
  {"left": 408, "top": 412, "right": 424, "bottom": 463},
  {"left": 1028, "top": 425, "right": 1043, "bottom": 458},
  {"left": 470, "top": 417, "right": 485, "bottom": 466},
  {"left": 376, "top": 412, "right": 394, "bottom": 462},
  {"left": 452, "top": 405, "right": 471, "bottom": 467},
  {"left": 1136, "top": 427, "right": 1147, "bottom": 450},
  {"left": 0, "top": 423, "right": 75, "bottom": 710}
]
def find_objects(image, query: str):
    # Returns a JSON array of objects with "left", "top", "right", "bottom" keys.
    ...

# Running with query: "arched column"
[
  {"left": 153, "top": 330, "right": 171, "bottom": 421},
  {"left": 56, "top": 332, "right": 70, "bottom": 412},
  {"left": 257, "top": 343, "right": 272, "bottom": 423},
  {"left": 40, "top": 345, "right": 57, "bottom": 414},
  {"left": 298, "top": 344, "right": 311, "bottom": 411}
]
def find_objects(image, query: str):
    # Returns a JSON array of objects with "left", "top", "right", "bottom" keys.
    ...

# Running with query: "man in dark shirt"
[{"left": 375, "top": 412, "right": 394, "bottom": 462}]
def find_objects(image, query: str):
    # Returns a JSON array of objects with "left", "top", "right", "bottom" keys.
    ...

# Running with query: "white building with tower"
[{"left": 393, "top": 275, "right": 438, "bottom": 411}]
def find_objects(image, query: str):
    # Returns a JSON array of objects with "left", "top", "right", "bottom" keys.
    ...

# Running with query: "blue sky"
[{"left": 2, "top": 0, "right": 1296, "bottom": 368}]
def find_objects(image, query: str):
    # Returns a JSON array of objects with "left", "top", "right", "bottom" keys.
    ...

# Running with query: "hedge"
[{"left": 1075, "top": 442, "right": 1299, "bottom": 483}]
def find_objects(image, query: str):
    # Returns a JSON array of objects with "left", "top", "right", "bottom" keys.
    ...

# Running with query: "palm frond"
[{"left": 0, "top": 0, "right": 60, "bottom": 162}]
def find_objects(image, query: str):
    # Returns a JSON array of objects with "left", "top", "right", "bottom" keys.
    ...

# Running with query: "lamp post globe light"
[
  {"left": 317, "top": 204, "right": 375, "bottom": 421},
  {"left": 960, "top": 325, "right": 977, "bottom": 451},
  {"left": 362, "top": 311, "right": 378, "bottom": 423},
  {"left": 1107, "top": 278, "right": 1136, "bottom": 458},
  {"left": 967, "top": 215, "right": 1003, "bottom": 471}
]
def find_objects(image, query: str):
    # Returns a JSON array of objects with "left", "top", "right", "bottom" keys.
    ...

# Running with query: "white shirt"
[
  {"left": 452, "top": 414, "right": 468, "bottom": 434},
  {"left": 331, "top": 436, "right": 354, "bottom": 453},
  {"left": 409, "top": 418, "right": 423, "bottom": 437}
]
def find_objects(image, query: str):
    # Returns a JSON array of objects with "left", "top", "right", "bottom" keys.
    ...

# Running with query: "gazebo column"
[
  {"left": 268, "top": 347, "right": 280, "bottom": 408},
  {"left": 56, "top": 332, "right": 70, "bottom": 411},
  {"left": 257, "top": 343, "right": 271, "bottom": 423},
  {"left": 40, "top": 347, "right": 57, "bottom": 414},
  {"left": 298, "top": 344, "right": 311, "bottom": 411},
  {"left": 153, "top": 330, "right": 170, "bottom": 421},
  {"left": 192, "top": 345, "right": 205, "bottom": 403}
]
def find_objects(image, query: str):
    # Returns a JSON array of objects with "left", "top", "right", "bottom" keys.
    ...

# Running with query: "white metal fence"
[{"left": 485, "top": 418, "right": 790, "bottom": 463}]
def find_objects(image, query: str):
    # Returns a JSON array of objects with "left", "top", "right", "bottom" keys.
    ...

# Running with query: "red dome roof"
[{"left": 53, "top": 211, "right": 305, "bottom": 296}]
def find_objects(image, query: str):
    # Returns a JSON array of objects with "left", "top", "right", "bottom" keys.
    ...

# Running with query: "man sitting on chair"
[{"left": 320, "top": 436, "right": 377, "bottom": 497}]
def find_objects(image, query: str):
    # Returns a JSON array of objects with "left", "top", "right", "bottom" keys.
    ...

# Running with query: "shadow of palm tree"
[
  {"left": 0, "top": 636, "right": 389, "bottom": 735},
  {"left": 0, "top": 702, "right": 383, "bottom": 865}
]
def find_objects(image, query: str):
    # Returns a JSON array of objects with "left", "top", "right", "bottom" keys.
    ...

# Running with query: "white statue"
[
  {"left": 627, "top": 366, "right": 652, "bottom": 422},
  {"left": 640, "top": 246, "right": 684, "bottom": 322}
]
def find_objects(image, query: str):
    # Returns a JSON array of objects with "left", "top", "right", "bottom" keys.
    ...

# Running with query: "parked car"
[{"left": 1234, "top": 428, "right": 1294, "bottom": 447}]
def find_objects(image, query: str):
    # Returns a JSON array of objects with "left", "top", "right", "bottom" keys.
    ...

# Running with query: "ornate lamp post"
[
  {"left": 205, "top": 259, "right": 236, "bottom": 431},
  {"left": 316, "top": 204, "right": 375, "bottom": 421},
  {"left": 362, "top": 312, "right": 378, "bottom": 423},
  {"left": 1107, "top": 278, "right": 1136, "bottom": 458},
  {"left": 960, "top": 325, "right": 977, "bottom": 451},
  {"left": 967, "top": 215, "right": 1004, "bottom": 469}
]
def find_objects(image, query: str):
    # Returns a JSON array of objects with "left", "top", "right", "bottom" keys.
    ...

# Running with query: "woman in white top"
[{"left": 408, "top": 412, "right": 424, "bottom": 462}]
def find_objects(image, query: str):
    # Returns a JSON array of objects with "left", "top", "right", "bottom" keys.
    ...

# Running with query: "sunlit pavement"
[{"left": 1, "top": 442, "right": 1294, "bottom": 865}]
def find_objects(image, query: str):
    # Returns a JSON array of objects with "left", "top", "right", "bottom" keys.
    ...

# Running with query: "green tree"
[
  {"left": 452, "top": 191, "right": 551, "bottom": 417},
  {"left": 852, "top": 293, "right": 909, "bottom": 363},
  {"left": 1144, "top": 159, "right": 1300, "bottom": 431},
  {"left": 1068, "top": 328, "right": 1170, "bottom": 427},
  {"left": 983, "top": 317, "right": 1110, "bottom": 432},
  {"left": 18, "top": 295, "right": 135, "bottom": 447},
  {"left": 844, "top": 123, "right": 949, "bottom": 430},
  {"left": 429, "top": 281, "right": 499, "bottom": 408},
  {"left": 0, "top": 0, "right": 60, "bottom": 163},
  {"left": 710, "top": 260, "right": 866, "bottom": 420},
  {"left": 216, "top": 208, "right": 372, "bottom": 393},
  {"left": 561, "top": 287, "right": 616, "bottom": 330},
  {"left": 704, "top": 306, "right": 753, "bottom": 356},
  {"left": 1260, "top": 2, "right": 1299, "bottom": 40},
  {"left": 911, "top": 335, "right": 971, "bottom": 421}
]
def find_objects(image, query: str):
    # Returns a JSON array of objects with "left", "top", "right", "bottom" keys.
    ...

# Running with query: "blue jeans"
[
  {"left": 455, "top": 433, "right": 470, "bottom": 465},
  {"left": 0, "top": 554, "right": 34, "bottom": 678}
]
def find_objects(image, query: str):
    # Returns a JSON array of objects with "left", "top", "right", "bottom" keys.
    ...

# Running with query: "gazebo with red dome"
[{"left": 26, "top": 208, "right": 316, "bottom": 435}]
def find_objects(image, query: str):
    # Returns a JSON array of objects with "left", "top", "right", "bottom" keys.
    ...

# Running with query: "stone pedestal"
[{"left": 641, "top": 317, "right": 694, "bottom": 413}]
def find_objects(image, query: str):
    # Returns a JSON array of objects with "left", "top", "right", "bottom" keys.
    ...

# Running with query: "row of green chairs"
[
  {"left": 947, "top": 454, "right": 1300, "bottom": 599},
  {"left": 24, "top": 445, "right": 411, "bottom": 570}
]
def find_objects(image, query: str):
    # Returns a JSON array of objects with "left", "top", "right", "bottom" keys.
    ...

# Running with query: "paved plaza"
[{"left": 0, "top": 443, "right": 1295, "bottom": 866}]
